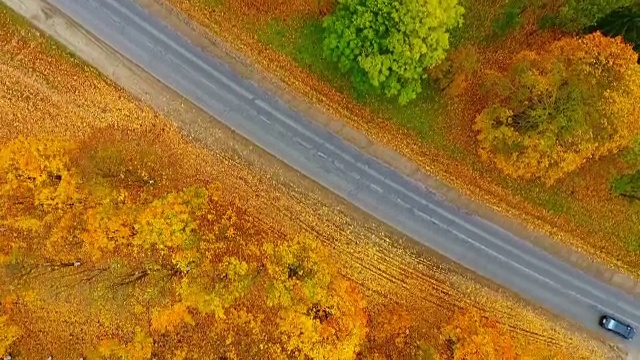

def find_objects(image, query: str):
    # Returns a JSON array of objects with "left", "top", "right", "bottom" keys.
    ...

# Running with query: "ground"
[{"left": 0, "top": 0, "right": 620, "bottom": 359}]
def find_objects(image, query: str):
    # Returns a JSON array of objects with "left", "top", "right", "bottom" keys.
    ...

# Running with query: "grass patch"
[
  {"left": 527, "top": 189, "right": 569, "bottom": 215},
  {"left": 258, "top": 18, "right": 455, "bottom": 152},
  {"left": 626, "top": 236, "right": 640, "bottom": 252},
  {"left": 485, "top": 162, "right": 592, "bottom": 225},
  {"left": 451, "top": 0, "right": 509, "bottom": 46},
  {"left": 258, "top": 19, "right": 351, "bottom": 91},
  {"left": 201, "top": 0, "right": 225, "bottom": 7},
  {"left": 363, "top": 85, "right": 450, "bottom": 149}
]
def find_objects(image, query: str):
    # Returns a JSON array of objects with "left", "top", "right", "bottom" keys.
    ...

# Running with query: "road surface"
[{"left": 42, "top": 0, "right": 640, "bottom": 348}]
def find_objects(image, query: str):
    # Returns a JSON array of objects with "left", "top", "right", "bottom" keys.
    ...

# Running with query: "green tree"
[
  {"left": 591, "top": 5, "right": 640, "bottom": 51},
  {"left": 323, "top": 0, "right": 464, "bottom": 104},
  {"left": 557, "top": 0, "right": 635, "bottom": 32},
  {"left": 610, "top": 138, "right": 640, "bottom": 199}
]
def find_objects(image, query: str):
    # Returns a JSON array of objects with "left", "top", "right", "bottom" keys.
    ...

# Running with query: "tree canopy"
[
  {"left": 0, "top": 135, "right": 570, "bottom": 358},
  {"left": 442, "top": 308, "right": 516, "bottom": 360},
  {"left": 0, "top": 136, "right": 368, "bottom": 358},
  {"left": 323, "top": 0, "right": 464, "bottom": 104},
  {"left": 474, "top": 33, "right": 640, "bottom": 184}
]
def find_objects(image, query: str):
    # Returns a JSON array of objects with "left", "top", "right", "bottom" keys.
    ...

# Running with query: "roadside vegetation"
[
  {"left": 0, "top": 2, "right": 614, "bottom": 359},
  {"left": 164, "top": 0, "right": 640, "bottom": 277}
]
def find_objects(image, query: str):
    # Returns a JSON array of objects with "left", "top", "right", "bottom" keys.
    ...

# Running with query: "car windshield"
[{"left": 608, "top": 319, "right": 631, "bottom": 334}]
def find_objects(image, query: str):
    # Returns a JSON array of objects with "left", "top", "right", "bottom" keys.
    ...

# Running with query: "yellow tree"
[
  {"left": 264, "top": 234, "right": 368, "bottom": 359},
  {"left": 0, "top": 136, "right": 369, "bottom": 358},
  {"left": 441, "top": 308, "right": 516, "bottom": 360},
  {"left": 0, "top": 137, "right": 86, "bottom": 265},
  {"left": 474, "top": 33, "right": 640, "bottom": 184},
  {"left": 96, "top": 327, "right": 153, "bottom": 360}
]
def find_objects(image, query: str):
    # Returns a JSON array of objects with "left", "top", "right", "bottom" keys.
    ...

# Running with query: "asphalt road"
[{"left": 47, "top": 0, "right": 640, "bottom": 348}]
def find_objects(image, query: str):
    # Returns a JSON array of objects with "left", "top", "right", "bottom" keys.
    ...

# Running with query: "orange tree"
[
  {"left": 0, "top": 136, "right": 368, "bottom": 358},
  {"left": 474, "top": 32, "right": 640, "bottom": 185},
  {"left": 441, "top": 308, "right": 516, "bottom": 360}
]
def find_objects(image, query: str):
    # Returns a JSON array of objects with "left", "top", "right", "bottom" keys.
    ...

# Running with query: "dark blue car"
[{"left": 600, "top": 315, "right": 636, "bottom": 340}]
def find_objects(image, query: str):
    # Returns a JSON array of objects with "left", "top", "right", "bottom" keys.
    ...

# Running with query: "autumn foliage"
[
  {"left": 474, "top": 32, "right": 640, "bottom": 184},
  {"left": 0, "top": 316, "right": 20, "bottom": 356},
  {"left": 442, "top": 308, "right": 516, "bottom": 360},
  {"left": 0, "top": 135, "right": 561, "bottom": 358},
  {"left": 0, "top": 135, "right": 370, "bottom": 358}
]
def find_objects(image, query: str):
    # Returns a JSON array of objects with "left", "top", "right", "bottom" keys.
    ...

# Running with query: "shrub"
[{"left": 612, "top": 172, "right": 640, "bottom": 199}]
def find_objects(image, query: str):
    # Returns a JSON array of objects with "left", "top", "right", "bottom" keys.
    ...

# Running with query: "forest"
[
  {"left": 0, "top": 135, "right": 543, "bottom": 358},
  {"left": 163, "top": 0, "right": 640, "bottom": 278}
]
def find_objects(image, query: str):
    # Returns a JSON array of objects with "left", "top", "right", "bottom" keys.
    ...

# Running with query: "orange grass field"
[{"left": 0, "top": 3, "right": 618, "bottom": 359}]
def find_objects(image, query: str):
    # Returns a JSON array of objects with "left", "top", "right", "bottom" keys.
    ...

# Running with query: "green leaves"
[
  {"left": 612, "top": 171, "right": 640, "bottom": 200},
  {"left": 557, "top": 0, "right": 636, "bottom": 32},
  {"left": 592, "top": 5, "right": 640, "bottom": 51},
  {"left": 323, "top": 0, "right": 464, "bottom": 104}
]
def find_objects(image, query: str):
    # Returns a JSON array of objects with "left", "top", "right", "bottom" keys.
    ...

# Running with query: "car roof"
[{"left": 605, "top": 316, "right": 634, "bottom": 336}]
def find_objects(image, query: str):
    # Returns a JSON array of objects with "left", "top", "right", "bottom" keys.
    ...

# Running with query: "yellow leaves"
[
  {"left": 133, "top": 187, "right": 208, "bottom": 252},
  {"left": 179, "top": 257, "right": 254, "bottom": 320},
  {"left": 475, "top": 33, "right": 640, "bottom": 184},
  {"left": 213, "top": 208, "right": 239, "bottom": 241},
  {"left": 441, "top": 308, "right": 516, "bottom": 360},
  {"left": 0, "top": 136, "right": 371, "bottom": 358},
  {"left": 0, "top": 216, "right": 42, "bottom": 233},
  {"left": 264, "top": 234, "right": 334, "bottom": 309},
  {"left": 262, "top": 235, "right": 368, "bottom": 359},
  {"left": 151, "top": 303, "right": 195, "bottom": 333},
  {"left": 207, "top": 182, "right": 223, "bottom": 202},
  {"left": 98, "top": 327, "right": 153, "bottom": 360},
  {"left": 173, "top": 349, "right": 188, "bottom": 360},
  {"left": 222, "top": 257, "right": 249, "bottom": 281},
  {"left": 21, "top": 290, "right": 38, "bottom": 305},
  {"left": 277, "top": 302, "right": 365, "bottom": 360},
  {"left": 230, "top": 307, "right": 264, "bottom": 337},
  {"left": 179, "top": 279, "right": 227, "bottom": 319},
  {"left": 278, "top": 309, "right": 328, "bottom": 359},
  {"left": 44, "top": 211, "right": 80, "bottom": 262},
  {"left": 172, "top": 249, "right": 200, "bottom": 273},
  {"left": 0, "top": 315, "right": 20, "bottom": 355},
  {"left": 34, "top": 170, "right": 79, "bottom": 210},
  {"left": 80, "top": 205, "right": 134, "bottom": 261},
  {"left": 0, "top": 136, "right": 78, "bottom": 210}
]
